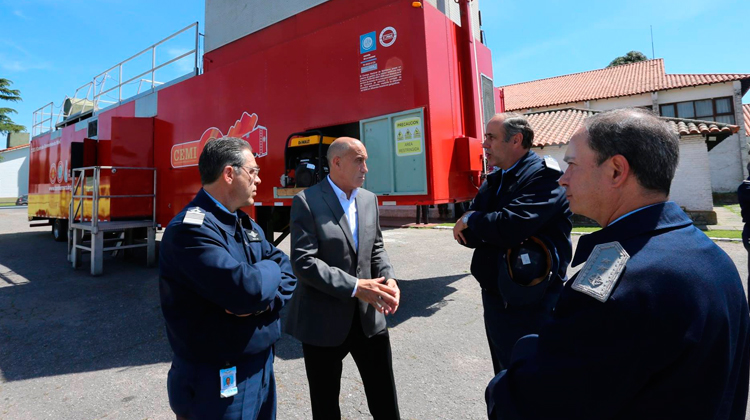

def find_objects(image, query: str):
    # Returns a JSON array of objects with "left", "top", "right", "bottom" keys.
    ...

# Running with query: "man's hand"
[
  {"left": 453, "top": 211, "right": 473, "bottom": 244},
  {"left": 355, "top": 277, "right": 399, "bottom": 315},
  {"left": 225, "top": 305, "right": 270, "bottom": 317},
  {"left": 384, "top": 278, "right": 400, "bottom": 315}
]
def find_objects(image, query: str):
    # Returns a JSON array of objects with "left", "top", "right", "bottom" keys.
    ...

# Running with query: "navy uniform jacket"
[
  {"left": 737, "top": 177, "right": 750, "bottom": 253},
  {"left": 738, "top": 176, "right": 750, "bottom": 224},
  {"left": 486, "top": 202, "right": 750, "bottom": 420},
  {"left": 463, "top": 151, "right": 572, "bottom": 298},
  {"left": 159, "top": 189, "right": 296, "bottom": 364}
]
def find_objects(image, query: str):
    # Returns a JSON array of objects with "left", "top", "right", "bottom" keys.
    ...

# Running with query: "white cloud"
[
  {"left": 13, "top": 10, "right": 27, "bottom": 19},
  {"left": 0, "top": 42, "right": 52, "bottom": 72},
  {"left": 0, "top": 59, "right": 50, "bottom": 72}
]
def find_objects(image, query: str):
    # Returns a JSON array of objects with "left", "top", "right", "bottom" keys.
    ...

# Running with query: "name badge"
[
  {"left": 245, "top": 229, "right": 262, "bottom": 242},
  {"left": 220, "top": 366, "right": 238, "bottom": 398}
]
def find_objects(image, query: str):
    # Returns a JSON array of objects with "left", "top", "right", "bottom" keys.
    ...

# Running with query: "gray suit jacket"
[{"left": 284, "top": 179, "right": 395, "bottom": 347}]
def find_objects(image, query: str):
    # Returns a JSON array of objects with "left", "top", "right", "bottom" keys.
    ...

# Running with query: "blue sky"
[{"left": 2, "top": 0, "right": 749, "bottom": 148}]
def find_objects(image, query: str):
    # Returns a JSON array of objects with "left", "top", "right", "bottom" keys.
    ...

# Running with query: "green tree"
[
  {"left": 0, "top": 78, "right": 25, "bottom": 136},
  {"left": 607, "top": 51, "right": 649, "bottom": 68}
]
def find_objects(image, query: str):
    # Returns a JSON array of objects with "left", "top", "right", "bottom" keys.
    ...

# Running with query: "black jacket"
[{"left": 462, "top": 151, "right": 572, "bottom": 299}]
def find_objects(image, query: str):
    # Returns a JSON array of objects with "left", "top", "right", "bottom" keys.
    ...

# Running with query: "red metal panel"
[
  {"left": 109, "top": 117, "right": 155, "bottom": 219},
  {"left": 30, "top": 0, "right": 494, "bottom": 227},
  {"left": 27, "top": 124, "right": 86, "bottom": 219}
]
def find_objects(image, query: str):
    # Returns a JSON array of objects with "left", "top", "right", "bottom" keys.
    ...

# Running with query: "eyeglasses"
[{"left": 237, "top": 165, "right": 260, "bottom": 179}]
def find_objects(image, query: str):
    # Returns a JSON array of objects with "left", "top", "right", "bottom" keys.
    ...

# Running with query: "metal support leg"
[
  {"left": 72, "top": 229, "right": 83, "bottom": 268},
  {"left": 146, "top": 227, "right": 156, "bottom": 267},
  {"left": 91, "top": 231, "right": 104, "bottom": 276}
]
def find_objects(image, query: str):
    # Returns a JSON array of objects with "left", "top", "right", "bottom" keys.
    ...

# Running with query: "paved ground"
[{"left": 0, "top": 206, "right": 748, "bottom": 419}]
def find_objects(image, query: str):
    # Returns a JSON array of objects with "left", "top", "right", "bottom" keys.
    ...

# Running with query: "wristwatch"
[{"left": 462, "top": 211, "right": 474, "bottom": 224}]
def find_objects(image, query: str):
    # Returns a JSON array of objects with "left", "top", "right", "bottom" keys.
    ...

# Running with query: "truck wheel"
[{"left": 52, "top": 219, "right": 68, "bottom": 242}]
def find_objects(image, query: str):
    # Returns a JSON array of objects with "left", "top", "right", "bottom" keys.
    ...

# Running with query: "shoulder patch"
[
  {"left": 543, "top": 155, "right": 562, "bottom": 173},
  {"left": 571, "top": 241, "right": 629, "bottom": 302},
  {"left": 182, "top": 207, "right": 205, "bottom": 226}
]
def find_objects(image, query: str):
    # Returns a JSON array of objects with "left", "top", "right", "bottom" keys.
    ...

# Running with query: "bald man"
[{"left": 285, "top": 137, "right": 401, "bottom": 419}]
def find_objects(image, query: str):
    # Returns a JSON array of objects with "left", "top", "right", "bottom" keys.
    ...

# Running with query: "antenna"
[{"left": 650, "top": 25, "right": 655, "bottom": 59}]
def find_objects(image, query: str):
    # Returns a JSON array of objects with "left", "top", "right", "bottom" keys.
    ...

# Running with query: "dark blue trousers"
[
  {"left": 167, "top": 348, "right": 276, "bottom": 420},
  {"left": 482, "top": 279, "right": 563, "bottom": 374}
]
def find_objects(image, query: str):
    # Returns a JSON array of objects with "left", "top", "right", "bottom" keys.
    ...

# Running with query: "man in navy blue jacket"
[
  {"left": 160, "top": 137, "right": 296, "bottom": 420},
  {"left": 454, "top": 112, "right": 572, "bottom": 373},
  {"left": 486, "top": 108, "right": 750, "bottom": 420},
  {"left": 737, "top": 166, "right": 750, "bottom": 305}
]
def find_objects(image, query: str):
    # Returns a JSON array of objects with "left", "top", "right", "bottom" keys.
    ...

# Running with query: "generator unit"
[{"left": 281, "top": 131, "right": 335, "bottom": 188}]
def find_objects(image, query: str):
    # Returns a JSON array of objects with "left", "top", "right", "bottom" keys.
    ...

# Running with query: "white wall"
[
  {"left": 590, "top": 93, "right": 651, "bottom": 110},
  {"left": 533, "top": 145, "right": 568, "bottom": 171},
  {"left": 205, "top": 0, "right": 330, "bottom": 53},
  {"left": 671, "top": 136, "right": 713, "bottom": 211},
  {"left": 655, "top": 83, "right": 735, "bottom": 106},
  {"left": 0, "top": 146, "right": 29, "bottom": 199},
  {"left": 708, "top": 133, "right": 744, "bottom": 192},
  {"left": 533, "top": 138, "right": 715, "bottom": 212}
]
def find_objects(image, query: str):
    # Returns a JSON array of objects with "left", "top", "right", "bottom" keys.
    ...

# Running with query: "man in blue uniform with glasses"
[{"left": 160, "top": 137, "right": 296, "bottom": 420}]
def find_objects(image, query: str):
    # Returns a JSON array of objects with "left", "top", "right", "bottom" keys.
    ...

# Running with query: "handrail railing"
[
  {"left": 69, "top": 166, "right": 157, "bottom": 235},
  {"left": 33, "top": 22, "right": 199, "bottom": 137}
]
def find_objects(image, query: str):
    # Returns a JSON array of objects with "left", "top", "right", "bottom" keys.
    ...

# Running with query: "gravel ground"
[{"left": 0, "top": 206, "right": 748, "bottom": 419}]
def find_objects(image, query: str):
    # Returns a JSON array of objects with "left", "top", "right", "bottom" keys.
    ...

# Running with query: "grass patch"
[
  {"left": 572, "top": 227, "right": 601, "bottom": 233},
  {"left": 573, "top": 226, "right": 740, "bottom": 239},
  {"left": 0, "top": 202, "right": 17, "bottom": 207},
  {"left": 723, "top": 203, "right": 742, "bottom": 217},
  {"left": 703, "top": 230, "right": 742, "bottom": 239}
]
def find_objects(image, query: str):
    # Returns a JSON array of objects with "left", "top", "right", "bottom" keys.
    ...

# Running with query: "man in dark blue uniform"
[
  {"left": 160, "top": 137, "right": 296, "bottom": 420},
  {"left": 737, "top": 165, "right": 750, "bottom": 305},
  {"left": 453, "top": 112, "right": 572, "bottom": 373},
  {"left": 486, "top": 108, "right": 750, "bottom": 420}
]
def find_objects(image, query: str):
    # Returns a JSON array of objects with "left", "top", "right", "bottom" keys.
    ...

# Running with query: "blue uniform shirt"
[
  {"left": 486, "top": 201, "right": 750, "bottom": 420},
  {"left": 159, "top": 188, "right": 296, "bottom": 364}
]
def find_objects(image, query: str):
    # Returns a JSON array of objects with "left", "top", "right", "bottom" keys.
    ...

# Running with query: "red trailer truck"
[{"left": 29, "top": 0, "right": 495, "bottom": 274}]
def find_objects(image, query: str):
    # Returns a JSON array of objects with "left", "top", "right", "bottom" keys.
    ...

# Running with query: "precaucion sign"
[{"left": 394, "top": 117, "right": 423, "bottom": 156}]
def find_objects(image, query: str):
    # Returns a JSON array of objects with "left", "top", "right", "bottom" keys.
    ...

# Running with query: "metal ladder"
[{"left": 68, "top": 166, "right": 157, "bottom": 275}]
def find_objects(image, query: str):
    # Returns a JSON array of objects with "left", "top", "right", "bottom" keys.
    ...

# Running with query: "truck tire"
[{"left": 52, "top": 219, "right": 68, "bottom": 242}]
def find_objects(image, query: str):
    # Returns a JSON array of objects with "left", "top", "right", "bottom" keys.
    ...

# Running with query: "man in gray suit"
[{"left": 285, "top": 137, "right": 401, "bottom": 420}]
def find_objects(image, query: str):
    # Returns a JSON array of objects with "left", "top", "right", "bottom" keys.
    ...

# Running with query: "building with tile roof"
[
  {"left": 522, "top": 108, "right": 740, "bottom": 220},
  {"left": 0, "top": 143, "right": 29, "bottom": 202},
  {"left": 496, "top": 59, "right": 750, "bottom": 194}
]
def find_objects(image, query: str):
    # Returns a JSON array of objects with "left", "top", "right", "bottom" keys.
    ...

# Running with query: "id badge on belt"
[{"left": 220, "top": 366, "right": 238, "bottom": 398}]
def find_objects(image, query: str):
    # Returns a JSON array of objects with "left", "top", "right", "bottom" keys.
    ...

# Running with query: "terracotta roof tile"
[
  {"left": 500, "top": 59, "right": 750, "bottom": 111},
  {"left": 526, "top": 108, "right": 597, "bottom": 147},
  {"left": 527, "top": 108, "right": 739, "bottom": 147},
  {"left": 744, "top": 103, "right": 750, "bottom": 134},
  {"left": 665, "top": 119, "right": 737, "bottom": 136},
  {"left": 0, "top": 143, "right": 30, "bottom": 153}
]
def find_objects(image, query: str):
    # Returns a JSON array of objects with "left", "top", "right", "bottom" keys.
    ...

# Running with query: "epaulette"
[
  {"left": 571, "top": 241, "right": 629, "bottom": 302},
  {"left": 543, "top": 155, "right": 562, "bottom": 173},
  {"left": 182, "top": 207, "right": 206, "bottom": 226}
]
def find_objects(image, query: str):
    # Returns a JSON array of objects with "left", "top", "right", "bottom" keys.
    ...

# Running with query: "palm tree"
[{"left": 0, "top": 78, "right": 25, "bottom": 135}]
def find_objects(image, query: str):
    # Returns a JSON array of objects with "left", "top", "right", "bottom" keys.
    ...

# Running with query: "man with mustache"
[{"left": 160, "top": 137, "right": 296, "bottom": 420}]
